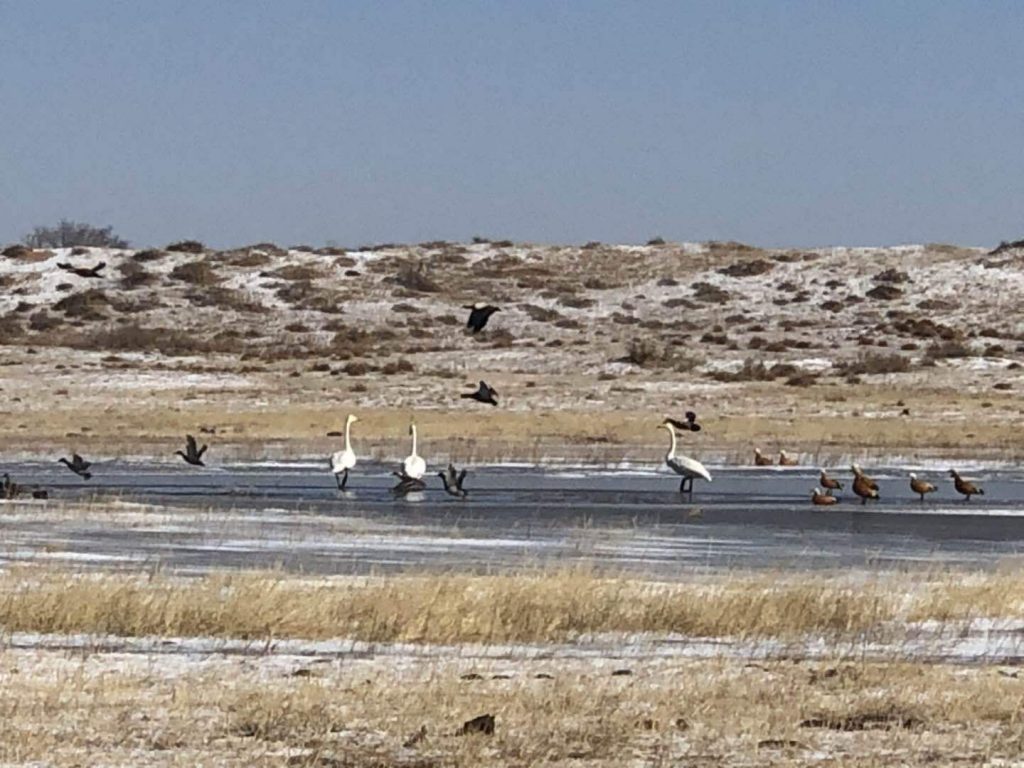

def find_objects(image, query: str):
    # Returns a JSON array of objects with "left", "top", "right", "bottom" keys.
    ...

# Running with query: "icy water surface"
[{"left": 2, "top": 461, "right": 1024, "bottom": 574}]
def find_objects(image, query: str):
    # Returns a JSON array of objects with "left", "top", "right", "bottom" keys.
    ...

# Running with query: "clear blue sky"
[{"left": 1, "top": 1, "right": 1021, "bottom": 248}]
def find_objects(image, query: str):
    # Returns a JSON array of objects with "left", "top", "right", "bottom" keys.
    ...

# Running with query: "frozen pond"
[{"left": 2, "top": 461, "right": 1024, "bottom": 574}]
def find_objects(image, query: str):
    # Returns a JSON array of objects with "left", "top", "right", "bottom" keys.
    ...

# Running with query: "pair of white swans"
[{"left": 330, "top": 415, "right": 426, "bottom": 489}]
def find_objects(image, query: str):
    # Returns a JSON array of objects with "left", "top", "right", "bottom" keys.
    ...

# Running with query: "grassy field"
[
  {"left": 3, "top": 369, "right": 1023, "bottom": 464},
  {"left": 1, "top": 567, "right": 1024, "bottom": 765}
]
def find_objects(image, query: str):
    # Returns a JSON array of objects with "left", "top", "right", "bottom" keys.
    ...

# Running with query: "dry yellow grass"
[
  {"left": 0, "top": 568, "right": 896, "bottom": 643},
  {"left": 3, "top": 385, "right": 1024, "bottom": 464},
  {"left": 5, "top": 566, "right": 1024, "bottom": 646},
  {"left": 1, "top": 567, "right": 1024, "bottom": 764},
  {"left": 0, "top": 647, "right": 1022, "bottom": 766}
]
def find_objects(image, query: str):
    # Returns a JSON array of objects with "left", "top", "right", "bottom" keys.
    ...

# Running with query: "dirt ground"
[{"left": 2, "top": 645, "right": 1022, "bottom": 767}]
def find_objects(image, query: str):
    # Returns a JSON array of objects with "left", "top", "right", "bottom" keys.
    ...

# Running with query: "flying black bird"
[
  {"left": 464, "top": 302, "right": 500, "bottom": 333},
  {"left": 391, "top": 470, "right": 427, "bottom": 496},
  {"left": 438, "top": 463, "right": 468, "bottom": 498},
  {"left": 664, "top": 411, "right": 702, "bottom": 433},
  {"left": 57, "top": 262, "right": 106, "bottom": 278},
  {"left": 461, "top": 381, "right": 498, "bottom": 406},
  {"left": 1, "top": 473, "right": 21, "bottom": 500},
  {"left": 176, "top": 434, "right": 207, "bottom": 466},
  {"left": 58, "top": 453, "right": 92, "bottom": 479}
]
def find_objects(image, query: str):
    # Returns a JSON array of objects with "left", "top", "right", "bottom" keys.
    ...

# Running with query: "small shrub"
[
  {"left": 626, "top": 338, "right": 668, "bottom": 367},
  {"left": 646, "top": 237, "right": 666, "bottom": 246},
  {"left": 381, "top": 358, "right": 415, "bottom": 375},
  {"left": 24, "top": 220, "right": 128, "bottom": 249},
  {"left": 873, "top": 268, "right": 911, "bottom": 284},
  {"left": 391, "top": 263, "right": 440, "bottom": 293},
  {"left": 692, "top": 282, "right": 731, "bottom": 303},
  {"left": 343, "top": 361, "right": 370, "bottom": 376},
  {"left": 865, "top": 285, "right": 903, "bottom": 301},
  {"left": 53, "top": 289, "right": 110, "bottom": 320},
  {"left": 719, "top": 259, "right": 773, "bottom": 278},
  {"left": 786, "top": 371, "right": 820, "bottom": 387},
  {"left": 166, "top": 240, "right": 205, "bottom": 253},
  {"left": 925, "top": 340, "right": 973, "bottom": 359},
  {"left": 132, "top": 249, "right": 166, "bottom": 262},
  {"left": 558, "top": 295, "right": 595, "bottom": 309},
  {"left": 522, "top": 305, "right": 562, "bottom": 323},
  {"left": 118, "top": 261, "right": 154, "bottom": 289},
  {"left": 835, "top": 353, "right": 912, "bottom": 376},
  {"left": 662, "top": 297, "right": 699, "bottom": 309},
  {"left": 169, "top": 260, "right": 222, "bottom": 286},
  {"left": 268, "top": 264, "right": 322, "bottom": 281},
  {"left": 27, "top": 311, "right": 62, "bottom": 331}
]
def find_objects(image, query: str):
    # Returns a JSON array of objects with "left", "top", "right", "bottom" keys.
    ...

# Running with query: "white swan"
[
  {"left": 402, "top": 422, "right": 426, "bottom": 480},
  {"left": 662, "top": 422, "right": 711, "bottom": 494},
  {"left": 330, "top": 414, "right": 358, "bottom": 490}
]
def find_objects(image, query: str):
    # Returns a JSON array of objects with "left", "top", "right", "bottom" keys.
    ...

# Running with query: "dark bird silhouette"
[
  {"left": 176, "top": 434, "right": 207, "bottom": 466},
  {"left": 438, "top": 463, "right": 468, "bottom": 498},
  {"left": 1, "top": 473, "right": 21, "bottom": 500},
  {"left": 664, "top": 411, "right": 701, "bottom": 433},
  {"left": 949, "top": 469, "right": 984, "bottom": 501},
  {"left": 57, "top": 261, "right": 106, "bottom": 278},
  {"left": 58, "top": 453, "right": 92, "bottom": 479},
  {"left": 464, "top": 303, "right": 500, "bottom": 333},
  {"left": 461, "top": 380, "right": 498, "bottom": 406},
  {"left": 391, "top": 470, "right": 426, "bottom": 496}
]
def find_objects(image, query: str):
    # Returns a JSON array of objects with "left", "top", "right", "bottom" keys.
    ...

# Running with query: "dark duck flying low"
[
  {"left": 664, "top": 411, "right": 701, "bottom": 433},
  {"left": 58, "top": 453, "right": 92, "bottom": 479},
  {"left": 438, "top": 463, "right": 468, "bottom": 498},
  {"left": 461, "top": 381, "right": 498, "bottom": 406},
  {"left": 464, "top": 303, "right": 500, "bottom": 333},
  {"left": 57, "top": 261, "right": 106, "bottom": 278},
  {"left": 176, "top": 434, "right": 208, "bottom": 466},
  {"left": 391, "top": 470, "right": 427, "bottom": 496}
]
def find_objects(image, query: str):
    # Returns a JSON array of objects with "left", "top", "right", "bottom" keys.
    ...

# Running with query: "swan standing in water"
[
  {"left": 330, "top": 414, "right": 358, "bottom": 490},
  {"left": 661, "top": 422, "right": 711, "bottom": 494},
  {"left": 402, "top": 423, "right": 427, "bottom": 480}
]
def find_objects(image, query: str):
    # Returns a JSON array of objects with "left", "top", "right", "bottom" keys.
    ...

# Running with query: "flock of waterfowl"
[
  {"left": 811, "top": 464, "right": 985, "bottom": 506},
  {"left": 0, "top": 299, "right": 992, "bottom": 506}
]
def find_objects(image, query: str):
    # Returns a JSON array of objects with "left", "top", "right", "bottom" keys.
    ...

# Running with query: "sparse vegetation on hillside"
[{"left": 23, "top": 219, "right": 128, "bottom": 249}]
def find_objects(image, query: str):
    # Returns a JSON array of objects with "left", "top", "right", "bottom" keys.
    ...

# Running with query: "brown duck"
[
  {"left": 754, "top": 448, "right": 773, "bottom": 466},
  {"left": 949, "top": 469, "right": 984, "bottom": 501},
  {"left": 779, "top": 450, "right": 798, "bottom": 466},
  {"left": 811, "top": 487, "right": 838, "bottom": 506},
  {"left": 909, "top": 473, "right": 937, "bottom": 501},
  {"left": 819, "top": 470, "right": 843, "bottom": 495},
  {"left": 851, "top": 464, "right": 880, "bottom": 505}
]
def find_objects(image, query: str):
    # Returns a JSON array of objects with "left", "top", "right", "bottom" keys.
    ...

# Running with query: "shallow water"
[{"left": 2, "top": 461, "right": 1023, "bottom": 574}]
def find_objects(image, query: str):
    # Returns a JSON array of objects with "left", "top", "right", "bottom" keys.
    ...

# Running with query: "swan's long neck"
[
  {"left": 344, "top": 418, "right": 353, "bottom": 452},
  {"left": 664, "top": 425, "right": 676, "bottom": 458},
  {"left": 410, "top": 425, "right": 418, "bottom": 456}
]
